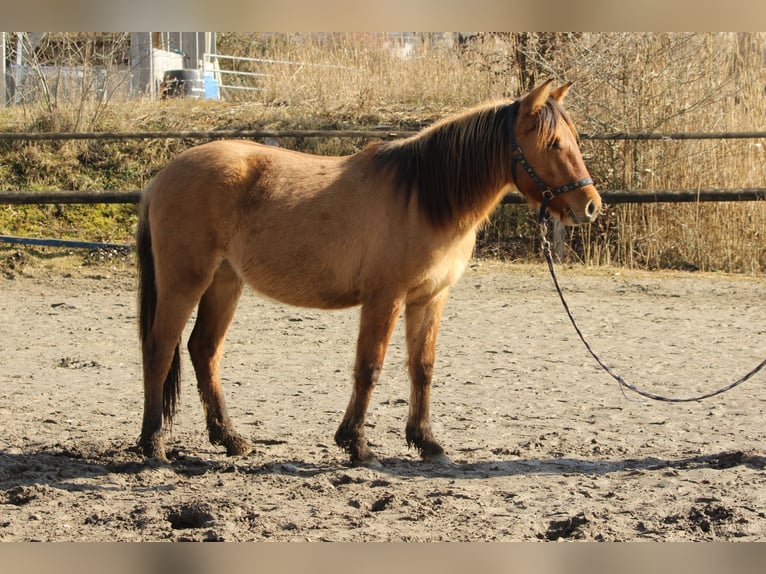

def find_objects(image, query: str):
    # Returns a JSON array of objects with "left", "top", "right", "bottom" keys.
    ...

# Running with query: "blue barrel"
[{"left": 203, "top": 73, "right": 220, "bottom": 100}]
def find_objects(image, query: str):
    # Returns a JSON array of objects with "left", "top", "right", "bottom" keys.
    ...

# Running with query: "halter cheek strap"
[{"left": 506, "top": 101, "right": 594, "bottom": 223}]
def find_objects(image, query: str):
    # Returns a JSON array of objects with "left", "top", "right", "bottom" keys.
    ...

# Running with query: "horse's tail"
[{"left": 137, "top": 189, "right": 181, "bottom": 425}]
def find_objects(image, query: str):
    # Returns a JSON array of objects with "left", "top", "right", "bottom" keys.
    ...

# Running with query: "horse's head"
[{"left": 509, "top": 80, "right": 601, "bottom": 226}]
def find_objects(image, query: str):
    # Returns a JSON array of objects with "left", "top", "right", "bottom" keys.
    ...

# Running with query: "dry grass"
[{"left": 1, "top": 32, "right": 765, "bottom": 274}]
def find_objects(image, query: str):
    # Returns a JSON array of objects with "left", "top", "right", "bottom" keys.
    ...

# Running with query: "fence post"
[
  {"left": 1, "top": 32, "right": 6, "bottom": 106},
  {"left": 552, "top": 218, "right": 565, "bottom": 263}
]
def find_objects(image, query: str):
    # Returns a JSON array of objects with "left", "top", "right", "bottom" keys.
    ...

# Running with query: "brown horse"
[{"left": 136, "top": 80, "right": 601, "bottom": 465}]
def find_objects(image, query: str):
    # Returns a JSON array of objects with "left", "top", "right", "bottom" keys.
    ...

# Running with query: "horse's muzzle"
[
  {"left": 584, "top": 198, "right": 600, "bottom": 223},
  {"left": 564, "top": 196, "right": 601, "bottom": 226}
]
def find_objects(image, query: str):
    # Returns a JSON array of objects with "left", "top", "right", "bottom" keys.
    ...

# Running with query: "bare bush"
[{"left": 5, "top": 32, "right": 132, "bottom": 131}]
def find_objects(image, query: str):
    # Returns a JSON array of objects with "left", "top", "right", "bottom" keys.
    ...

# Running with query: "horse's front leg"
[
  {"left": 335, "top": 297, "right": 403, "bottom": 466},
  {"left": 405, "top": 289, "right": 451, "bottom": 464}
]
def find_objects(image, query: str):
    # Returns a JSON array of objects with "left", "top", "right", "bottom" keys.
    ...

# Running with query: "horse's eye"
[{"left": 547, "top": 139, "right": 561, "bottom": 150}]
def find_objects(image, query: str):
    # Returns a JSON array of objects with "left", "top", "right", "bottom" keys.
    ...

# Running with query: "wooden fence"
[
  {"left": 1, "top": 128, "right": 764, "bottom": 252},
  {"left": 1, "top": 128, "right": 765, "bottom": 141},
  {"left": 0, "top": 188, "right": 764, "bottom": 206}
]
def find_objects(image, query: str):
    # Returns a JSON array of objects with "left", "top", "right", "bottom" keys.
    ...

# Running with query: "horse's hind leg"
[
  {"left": 187, "top": 260, "right": 250, "bottom": 456},
  {"left": 140, "top": 285, "right": 208, "bottom": 460},
  {"left": 335, "top": 297, "right": 403, "bottom": 465},
  {"left": 405, "top": 289, "right": 450, "bottom": 464}
]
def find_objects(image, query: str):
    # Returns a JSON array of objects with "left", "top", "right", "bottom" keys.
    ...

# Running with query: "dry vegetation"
[{"left": 1, "top": 32, "right": 765, "bottom": 273}]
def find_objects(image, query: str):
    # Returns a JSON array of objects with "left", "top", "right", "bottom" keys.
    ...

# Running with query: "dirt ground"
[{"left": 1, "top": 252, "right": 765, "bottom": 542}]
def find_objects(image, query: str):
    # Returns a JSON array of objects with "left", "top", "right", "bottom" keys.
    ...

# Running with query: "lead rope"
[{"left": 539, "top": 222, "right": 766, "bottom": 403}]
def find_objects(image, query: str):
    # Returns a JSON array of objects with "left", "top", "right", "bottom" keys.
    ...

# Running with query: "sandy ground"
[{"left": 1, "top": 253, "right": 765, "bottom": 542}]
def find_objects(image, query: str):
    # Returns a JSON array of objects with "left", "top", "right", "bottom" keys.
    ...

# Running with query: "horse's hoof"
[
  {"left": 349, "top": 450, "right": 381, "bottom": 468},
  {"left": 359, "top": 456, "right": 383, "bottom": 469},
  {"left": 224, "top": 434, "right": 253, "bottom": 457},
  {"left": 227, "top": 444, "right": 253, "bottom": 457},
  {"left": 423, "top": 452, "right": 452, "bottom": 465},
  {"left": 144, "top": 455, "right": 172, "bottom": 468},
  {"left": 139, "top": 435, "right": 167, "bottom": 461}
]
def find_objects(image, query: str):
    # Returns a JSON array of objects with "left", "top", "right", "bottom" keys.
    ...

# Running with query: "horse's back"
[
  {"left": 145, "top": 140, "right": 354, "bottom": 235},
  {"left": 150, "top": 140, "right": 337, "bottom": 199}
]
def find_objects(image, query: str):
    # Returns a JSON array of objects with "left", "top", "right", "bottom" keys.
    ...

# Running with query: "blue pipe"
[{"left": 0, "top": 235, "right": 133, "bottom": 250}]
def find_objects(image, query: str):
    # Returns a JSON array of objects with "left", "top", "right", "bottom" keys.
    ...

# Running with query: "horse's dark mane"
[
  {"left": 368, "top": 102, "right": 512, "bottom": 230},
  {"left": 368, "top": 98, "right": 573, "bottom": 230}
]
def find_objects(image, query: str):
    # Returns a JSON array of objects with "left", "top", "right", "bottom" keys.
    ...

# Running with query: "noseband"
[{"left": 506, "top": 101, "right": 594, "bottom": 223}]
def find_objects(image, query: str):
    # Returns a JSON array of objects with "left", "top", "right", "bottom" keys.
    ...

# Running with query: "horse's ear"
[
  {"left": 550, "top": 81, "right": 573, "bottom": 103},
  {"left": 521, "top": 79, "right": 554, "bottom": 115}
]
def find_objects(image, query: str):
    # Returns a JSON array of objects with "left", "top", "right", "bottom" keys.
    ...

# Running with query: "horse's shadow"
[
  {"left": 1, "top": 446, "right": 763, "bottom": 495},
  {"left": 256, "top": 449, "right": 766, "bottom": 480},
  {"left": 373, "top": 449, "right": 766, "bottom": 479},
  {"left": 135, "top": 448, "right": 766, "bottom": 482}
]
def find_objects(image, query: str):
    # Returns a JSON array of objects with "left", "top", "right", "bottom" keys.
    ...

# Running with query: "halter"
[{"left": 506, "top": 101, "right": 594, "bottom": 223}]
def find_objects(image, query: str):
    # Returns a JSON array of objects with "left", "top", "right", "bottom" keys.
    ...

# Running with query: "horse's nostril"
[{"left": 584, "top": 199, "right": 599, "bottom": 221}]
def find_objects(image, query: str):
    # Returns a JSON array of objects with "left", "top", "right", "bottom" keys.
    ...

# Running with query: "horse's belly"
[
  {"left": 254, "top": 279, "right": 362, "bottom": 309},
  {"left": 234, "top": 255, "right": 363, "bottom": 310}
]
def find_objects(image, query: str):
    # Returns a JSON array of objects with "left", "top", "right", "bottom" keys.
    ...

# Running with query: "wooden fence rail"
[
  {"left": 1, "top": 189, "right": 764, "bottom": 206},
  {"left": 1, "top": 129, "right": 766, "bottom": 142}
]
